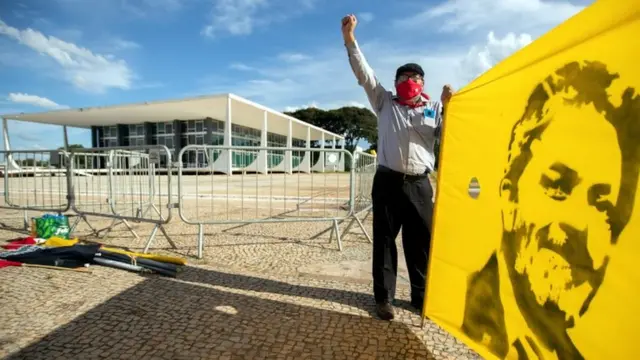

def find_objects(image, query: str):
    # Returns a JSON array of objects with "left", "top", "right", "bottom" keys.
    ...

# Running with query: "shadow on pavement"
[{"left": 7, "top": 266, "right": 433, "bottom": 360}]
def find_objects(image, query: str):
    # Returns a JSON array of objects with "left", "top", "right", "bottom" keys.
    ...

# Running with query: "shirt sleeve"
[
  {"left": 434, "top": 101, "right": 444, "bottom": 171},
  {"left": 345, "top": 40, "right": 387, "bottom": 113},
  {"left": 436, "top": 101, "right": 444, "bottom": 129}
]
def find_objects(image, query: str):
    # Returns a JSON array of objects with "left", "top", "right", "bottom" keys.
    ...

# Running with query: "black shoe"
[
  {"left": 411, "top": 299, "right": 424, "bottom": 313},
  {"left": 376, "top": 302, "right": 395, "bottom": 321}
]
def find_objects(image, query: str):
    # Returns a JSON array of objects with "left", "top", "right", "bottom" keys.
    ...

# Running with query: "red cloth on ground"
[
  {"left": 0, "top": 259, "right": 24, "bottom": 268},
  {"left": 1, "top": 237, "right": 37, "bottom": 250}
]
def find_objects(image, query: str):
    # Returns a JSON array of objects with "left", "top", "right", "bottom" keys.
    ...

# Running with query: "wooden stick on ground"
[{"left": 22, "top": 264, "right": 92, "bottom": 273}]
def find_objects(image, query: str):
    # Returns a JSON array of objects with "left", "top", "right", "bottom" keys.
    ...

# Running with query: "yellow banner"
[{"left": 424, "top": 0, "right": 640, "bottom": 359}]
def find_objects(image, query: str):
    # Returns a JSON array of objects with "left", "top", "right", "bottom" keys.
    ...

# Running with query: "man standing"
[{"left": 341, "top": 14, "right": 453, "bottom": 320}]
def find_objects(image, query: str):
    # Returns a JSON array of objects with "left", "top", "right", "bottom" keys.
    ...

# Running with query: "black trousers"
[{"left": 371, "top": 167, "right": 434, "bottom": 305}]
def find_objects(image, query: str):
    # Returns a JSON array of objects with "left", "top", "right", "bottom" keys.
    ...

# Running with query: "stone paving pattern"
[
  {"left": 0, "top": 264, "right": 478, "bottom": 360},
  {"left": 0, "top": 173, "right": 483, "bottom": 359}
]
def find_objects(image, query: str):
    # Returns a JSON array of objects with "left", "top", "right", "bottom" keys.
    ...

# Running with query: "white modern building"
[{"left": 1, "top": 93, "right": 346, "bottom": 174}]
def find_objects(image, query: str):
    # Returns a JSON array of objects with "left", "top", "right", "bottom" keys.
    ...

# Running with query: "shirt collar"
[{"left": 393, "top": 93, "right": 430, "bottom": 107}]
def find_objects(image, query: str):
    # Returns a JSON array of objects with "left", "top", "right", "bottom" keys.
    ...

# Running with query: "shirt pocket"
[{"left": 412, "top": 112, "right": 437, "bottom": 137}]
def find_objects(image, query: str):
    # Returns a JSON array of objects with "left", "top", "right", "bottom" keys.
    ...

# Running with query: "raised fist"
[
  {"left": 441, "top": 84, "right": 454, "bottom": 104},
  {"left": 341, "top": 14, "right": 357, "bottom": 35}
]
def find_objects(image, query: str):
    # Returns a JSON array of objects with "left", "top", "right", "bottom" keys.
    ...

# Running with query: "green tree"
[
  {"left": 284, "top": 106, "right": 377, "bottom": 152},
  {"left": 59, "top": 144, "right": 85, "bottom": 151}
]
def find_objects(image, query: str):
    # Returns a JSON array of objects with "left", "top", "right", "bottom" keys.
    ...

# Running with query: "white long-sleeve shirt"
[{"left": 346, "top": 40, "right": 443, "bottom": 175}]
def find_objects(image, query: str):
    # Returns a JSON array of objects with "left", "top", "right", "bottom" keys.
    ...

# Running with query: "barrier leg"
[
  {"left": 197, "top": 224, "right": 204, "bottom": 259},
  {"left": 142, "top": 223, "right": 176, "bottom": 254},
  {"left": 69, "top": 215, "right": 82, "bottom": 234},
  {"left": 143, "top": 224, "right": 160, "bottom": 253},
  {"left": 23, "top": 210, "right": 29, "bottom": 231},
  {"left": 355, "top": 209, "right": 372, "bottom": 244},
  {"left": 68, "top": 214, "right": 100, "bottom": 238},
  {"left": 333, "top": 219, "right": 343, "bottom": 251},
  {"left": 340, "top": 217, "right": 357, "bottom": 241},
  {"left": 121, "top": 219, "right": 141, "bottom": 240},
  {"left": 159, "top": 224, "right": 177, "bottom": 249},
  {"left": 96, "top": 218, "right": 139, "bottom": 240}
]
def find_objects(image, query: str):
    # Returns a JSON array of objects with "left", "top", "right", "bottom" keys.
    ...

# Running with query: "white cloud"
[
  {"left": 358, "top": 12, "right": 374, "bottom": 23},
  {"left": 196, "top": 0, "right": 586, "bottom": 112},
  {"left": 134, "top": 0, "right": 184, "bottom": 12},
  {"left": 284, "top": 102, "right": 319, "bottom": 112},
  {"left": 0, "top": 19, "right": 134, "bottom": 93},
  {"left": 56, "top": 0, "right": 185, "bottom": 18},
  {"left": 201, "top": 0, "right": 315, "bottom": 38},
  {"left": 201, "top": 0, "right": 269, "bottom": 37},
  {"left": 277, "top": 52, "right": 310, "bottom": 63},
  {"left": 459, "top": 31, "right": 532, "bottom": 83},
  {"left": 7, "top": 93, "right": 69, "bottom": 109},
  {"left": 198, "top": 41, "right": 464, "bottom": 112},
  {"left": 398, "top": 0, "right": 583, "bottom": 35},
  {"left": 229, "top": 63, "right": 257, "bottom": 71},
  {"left": 109, "top": 38, "right": 141, "bottom": 51}
]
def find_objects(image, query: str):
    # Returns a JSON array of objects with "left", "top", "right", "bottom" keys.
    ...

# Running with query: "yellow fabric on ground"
[{"left": 101, "top": 247, "right": 187, "bottom": 265}]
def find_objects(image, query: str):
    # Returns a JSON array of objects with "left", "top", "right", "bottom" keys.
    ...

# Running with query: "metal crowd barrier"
[
  {"left": 177, "top": 145, "right": 353, "bottom": 257},
  {"left": 0, "top": 145, "right": 377, "bottom": 259},
  {"left": 0, "top": 146, "right": 175, "bottom": 252},
  {"left": 341, "top": 151, "right": 376, "bottom": 243},
  {"left": 68, "top": 146, "right": 175, "bottom": 252},
  {"left": 0, "top": 150, "right": 72, "bottom": 213},
  {"left": 0, "top": 150, "right": 72, "bottom": 231}
]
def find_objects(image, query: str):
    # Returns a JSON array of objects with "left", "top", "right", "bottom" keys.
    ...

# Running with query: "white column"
[
  {"left": 224, "top": 96, "right": 233, "bottom": 175},
  {"left": 304, "top": 126, "right": 311, "bottom": 173},
  {"left": 320, "top": 132, "right": 325, "bottom": 173},
  {"left": 339, "top": 137, "right": 345, "bottom": 172},
  {"left": 2, "top": 118, "right": 20, "bottom": 171},
  {"left": 285, "top": 119, "right": 293, "bottom": 174},
  {"left": 258, "top": 111, "right": 268, "bottom": 174},
  {"left": 330, "top": 135, "right": 337, "bottom": 171}
]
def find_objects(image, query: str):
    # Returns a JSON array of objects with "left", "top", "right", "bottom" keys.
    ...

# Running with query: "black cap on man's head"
[{"left": 395, "top": 63, "right": 424, "bottom": 80}]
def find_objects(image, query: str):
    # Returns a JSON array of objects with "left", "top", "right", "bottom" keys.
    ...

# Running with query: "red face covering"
[{"left": 395, "top": 79, "right": 427, "bottom": 107}]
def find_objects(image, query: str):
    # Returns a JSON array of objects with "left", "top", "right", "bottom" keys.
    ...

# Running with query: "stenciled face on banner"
[{"left": 460, "top": 61, "right": 640, "bottom": 359}]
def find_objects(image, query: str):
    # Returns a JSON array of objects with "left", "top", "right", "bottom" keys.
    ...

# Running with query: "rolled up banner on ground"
[
  {"left": 93, "top": 257, "right": 146, "bottom": 273},
  {"left": 97, "top": 250, "right": 179, "bottom": 277},
  {"left": 424, "top": 0, "right": 640, "bottom": 359},
  {"left": 100, "top": 246, "right": 187, "bottom": 265}
]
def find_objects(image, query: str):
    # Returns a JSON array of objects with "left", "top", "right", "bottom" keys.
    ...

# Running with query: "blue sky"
[{"left": 0, "top": 0, "right": 591, "bottom": 150}]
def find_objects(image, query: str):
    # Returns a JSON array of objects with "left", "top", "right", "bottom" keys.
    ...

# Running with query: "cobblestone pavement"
[
  {"left": 0, "top": 264, "right": 480, "bottom": 360},
  {"left": 0, "top": 175, "right": 484, "bottom": 359}
]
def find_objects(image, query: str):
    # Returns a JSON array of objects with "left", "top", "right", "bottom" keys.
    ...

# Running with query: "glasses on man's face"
[{"left": 397, "top": 74, "right": 424, "bottom": 83}]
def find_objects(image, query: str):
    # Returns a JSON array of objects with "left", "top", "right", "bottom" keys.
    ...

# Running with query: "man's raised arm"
[{"left": 342, "top": 14, "right": 386, "bottom": 113}]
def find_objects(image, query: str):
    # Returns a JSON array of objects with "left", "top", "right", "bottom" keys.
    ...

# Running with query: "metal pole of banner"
[{"left": 62, "top": 125, "right": 75, "bottom": 212}]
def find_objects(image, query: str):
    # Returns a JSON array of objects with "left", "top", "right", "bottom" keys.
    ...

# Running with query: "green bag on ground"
[{"left": 31, "top": 214, "right": 71, "bottom": 239}]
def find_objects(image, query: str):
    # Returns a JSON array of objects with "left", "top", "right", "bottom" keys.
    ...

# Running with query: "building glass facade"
[
  {"left": 92, "top": 118, "right": 319, "bottom": 171},
  {"left": 151, "top": 121, "right": 175, "bottom": 168},
  {"left": 126, "top": 124, "right": 145, "bottom": 146},
  {"left": 231, "top": 123, "right": 260, "bottom": 168},
  {"left": 97, "top": 125, "right": 118, "bottom": 148},
  {"left": 181, "top": 120, "right": 206, "bottom": 168}
]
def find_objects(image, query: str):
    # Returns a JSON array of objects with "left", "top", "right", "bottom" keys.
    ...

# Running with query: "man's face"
[
  {"left": 395, "top": 72, "right": 423, "bottom": 86},
  {"left": 505, "top": 99, "right": 621, "bottom": 327}
]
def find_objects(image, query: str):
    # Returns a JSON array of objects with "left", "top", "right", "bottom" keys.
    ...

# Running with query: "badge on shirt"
[{"left": 424, "top": 108, "right": 436, "bottom": 119}]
